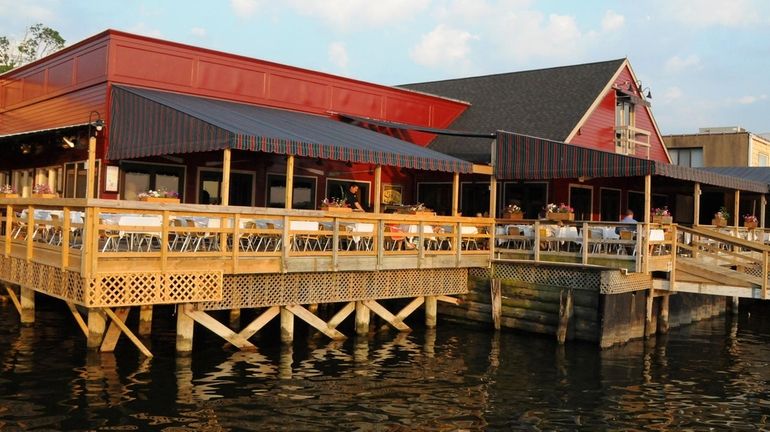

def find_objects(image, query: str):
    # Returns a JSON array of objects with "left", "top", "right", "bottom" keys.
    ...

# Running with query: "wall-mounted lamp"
[
  {"left": 625, "top": 80, "right": 652, "bottom": 99},
  {"left": 62, "top": 136, "right": 76, "bottom": 148},
  {"left": 88, "top": 110, "right": 104, "bottom": 137},
  {"left": 20, "top": 143, "right": 32, "bottom": 154}
]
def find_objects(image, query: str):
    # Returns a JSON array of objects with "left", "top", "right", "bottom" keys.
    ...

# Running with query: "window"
[
  {"left": 503, "top": 182, "right": 548, "bottom": 219},
  {"left": 759, "top": 153, "right": 769, "bottom": 166},
  {"left": 417, "top": 183, "right": 452, "bottom": 216},
  {"left": 326, "top": 179, "right": 369, "bottom": 210},
  {"left": 63, "top": 161, "right": 101, "bottom": 198},
  {"left": 119, "top": 161, "right": 183, "bottom": 201},
  {"left": 267, "top": 174, "right": 316, "bottom": 209},
  {"left": 615, "top": 98, "right": 636, "bottom": 155},
  {"left": 669, "top": 148, "right": 703, "bottom": 168}
]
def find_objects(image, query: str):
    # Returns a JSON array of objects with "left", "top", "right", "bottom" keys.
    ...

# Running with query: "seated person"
[{"left": 617, "top": 209, "right": 637, "bottom": 235}]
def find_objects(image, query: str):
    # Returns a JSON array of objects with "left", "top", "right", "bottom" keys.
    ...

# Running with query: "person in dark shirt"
[{"left": 345, "top": 183, "right": 365, "bottom": 212}]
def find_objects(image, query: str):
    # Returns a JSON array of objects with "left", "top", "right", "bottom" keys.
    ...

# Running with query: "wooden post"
[
  {"left": 425, "top": 295, "right": 437, "bottom": 328},
  {"left": 763, "top": 251, "right": 769, "bottom": 300},
  {"left": 4, "top": 205, "right": 12, "bottom": 256},
  {"left": 280, "top": 306, "right": 294, "bottom": 344},
  {"left": 229, "top": 309, "right": 241, "bottom": 329},
  {"left": 490, "top": 279, "right": 501, "bottom": 331},
  {"left": 670, "top": 224, "right": 677, "bottom": 286},
  {"left": 533, "top": 221, "right": 541, "bottom": 262},
  {"left": 734, "top": 189, "right": 740, "bottom": 229},
  {"left": 87, "top": 309, "right": 106, "bottom": 349},
  {"left": 556, "top": 288, "right": 573, "bottom": 344},
  {"left": 581, "top": 221, "right": 589, "bottom": 265},
  {"left": 762, "top": 194, "right": 767, "bottom": 230},
  {"left": 355, "top": 301, "right": 369, "bottom": 336},
  {"left": 452, "top": 172, "right": 460, "bottom": 216},
  {"left": 644, "top": 174, "right": 652, "bottom": 274},
  {"left": 373, "top": 165, "right": 382, "bottom": 213},
  {"left": 221, "top": 148, "right": 231, "bottom": 206},
  {"left": 176, "top": 304, "right": 195, "bottom": 352},
  {"left": 657, "top": 294, "right": 670, "bottom": 334},
  {"left": 693, "top": 183, "right": 701, "bottom": 226},
  {"left": 285, "top": 155, "right": 295, "bottom": 210},
  {"left": 139, "top": 305, "right": 153, "bottom": 336},
  {"left": 644, "top": 289, "right": 655, "bottom": 338},
  {"left": 87, "top": 136, "right": 96, "bottom": 199},
  {"left": 20, "top": 286, "right": 34, "bottom": 324}
]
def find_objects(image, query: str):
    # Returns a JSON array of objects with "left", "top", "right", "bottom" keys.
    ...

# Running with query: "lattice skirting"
[
  {"left": 202, "top": 268, "right": 469, "bottom": 310},
  {"left": 88, "top": 271, "right": 223, "bottom": 307},
  {"left": 0, "top": 256, "right": 86, "bottom": 304},
  {"left": 600, "top": 271, "right": 652, "bottom": 294},
  {"left": 492, "top": 263, "right": 602, "bottom": 290}
]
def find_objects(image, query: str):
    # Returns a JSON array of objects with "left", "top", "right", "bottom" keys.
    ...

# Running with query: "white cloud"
[
  {"left": 658, "top": 0, "right": 762, "bottom": 27},
  {"left": 328, "top": 42, "right": 349, "bottom": 70},
  {"left": 661, "top": 86, "right": 684, "bottom": 104},
  {"left": 601, "top": 10, "right": 625, "bottom": 32},
  {"left": 190, "top": 27, "right": 207, "bottom": 38},
  {"left": 410, "top": 24, "right": 478, "bottom": 68},
  {"left": 490, "top": 11, "right": 584, "bottom": 62},
  {"left": 286, "top": 0, "right": 430, "bottom": 31},
  {"left": 737, "top": 94, "right": 768, "bottom": 105},
  {"left": 0, "top": 0, "right": 57, "bottom": 22},
  {"left": 664, "top": 54, "right": 701, "bottom": 74},
  {"left": 230, "top": 0, "right": 261, "bottom": 17}
]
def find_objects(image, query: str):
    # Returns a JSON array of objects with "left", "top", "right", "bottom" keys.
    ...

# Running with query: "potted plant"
[
  {"left": 502, "top": 204, "right": 524, "bottom": 220},
  {"left": 137, "top": 188, "right": 180, "bottom": 203},
  {"left": 320, "top": 197, "right": 352, "bottom": 212},
  {"left": 32, "top": 184, "right": 57, "bottom": 198},
  {"left": 545, "top": 203, "right": 574, "bottom": 221},
  {"left": 712, "top": 207, "right": 729, "bottom": 227},
  {"left": 0, "top": 184, "right": 18, "bottom": 199},
  {"left": 743, "top": 214, "right": 758, "bottom": 229},
  {"left": 651, "top": 207, "right": 672, "bottom": 224}
]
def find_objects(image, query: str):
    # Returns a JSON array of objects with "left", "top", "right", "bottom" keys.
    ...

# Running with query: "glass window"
[
  {"left": 199, "top": 170, "right": 253, "bottom": 206},
  {"left": 124, "top": 172, "right": 151, "bottom": 201},
  {"left": 326, "top": 179, "right": 369, "bottom": 210},
  {"left": 267, "top": 174, "right": 316, "bottom": 209},
  {"left": 120, "top": 162, "right": 184, "bottom": 201},
  {"left": 759, "top": 153, "right": 769, "bottom": 167}
]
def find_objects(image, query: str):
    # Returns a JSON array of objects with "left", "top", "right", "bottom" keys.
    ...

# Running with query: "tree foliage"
[{"left": 0, "top": 24, "right": 65, "bottom": 73}]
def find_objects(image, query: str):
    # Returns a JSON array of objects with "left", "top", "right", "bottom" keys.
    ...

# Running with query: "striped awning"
[
  {"left": 495, "top": 131, "right": 768, "bottom": 193},
  {"left": 107, "top": 85, "right": 473, "bottom": 173}
]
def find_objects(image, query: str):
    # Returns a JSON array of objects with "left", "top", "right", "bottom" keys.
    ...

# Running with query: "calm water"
[{"left": 3, "top": 299, "right": 770, "bottom": 431}]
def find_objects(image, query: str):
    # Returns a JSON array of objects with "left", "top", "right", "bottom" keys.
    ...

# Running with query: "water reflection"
[{"left": 3, "top": 302, "right": 770, "bottom": 430}]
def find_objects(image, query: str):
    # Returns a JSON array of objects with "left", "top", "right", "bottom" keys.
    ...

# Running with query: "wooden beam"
[
  {"left": 694, "top": 183, "right": 701, "bottom": 226},
  {"left": 221, "top": 148, "right": 232, "bottom": 206},
  {"left": 452, "top": 172, "right": 460, "bottom": 217},
  {"left": 285, "top": 304, "right": 347, "bottom": 340},
  {"left": 437, "top": 295, "right": 461, "bottom": 305},
  {"left": 734, "top": 189, "right": 740, "bottom": 228},
  {"left": 66, "top": 302, "right": 88, "bottom": 337},
  {"left": 185, "top": 309, "right": 256, "bottom": 350},
  {"left": 396, "top": 297, "right": 424, "bottom": 323},
  {"left": 327, "top": 301, "right": 355, "bottom": 330},
  {"left": 103, "top": 307, "right": 153, "bottom": 358},
  {"left": 87, "top": 136, "right": 96, "bottom": 199},
  {"left": 362, "top": 299, "right": 411, "bottom": 331},
  {"left": 239, "top": 306, "right": 280, "bottom": 340},
  {"left": 373, "top": 165, "right": 382, "bottom": 214},
  {"left": 285, "top": 155, "right": 295, "bottom": 210},
  {"left": 101, "top": 307, "right": 130, "bottom": 352},
  {"left": 471, "top": 164, "right": 493, "bottom": 175},
  {"left": 5, "top": 285, "right": 21, "bottom": 315}
]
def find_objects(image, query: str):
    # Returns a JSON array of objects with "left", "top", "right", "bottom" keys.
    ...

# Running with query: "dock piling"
[
  {"left": 86, "top": 309, "right": 106, "bottom": 349},
  {"left": 425, "top": 296, "right": 437, "bottom": 328},
  {"left": 355, "top": 301, "right": 370, "bottom": 336},
  {"left": 139, "top": 305, "right": 153, "bottom": 336},
  {"left": 176, "top": 304, "right": 195, "bottom": 352},
  {"left": 20, "top": 285, "right": 35, "bottom": 324},
  {"left": 280, "top": 306, "right": 294, "bottom": 344}
]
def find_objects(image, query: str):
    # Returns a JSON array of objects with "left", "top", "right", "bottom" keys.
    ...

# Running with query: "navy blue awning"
[{"left": 108, "top": 85, "right": 473, "bottom": 173}]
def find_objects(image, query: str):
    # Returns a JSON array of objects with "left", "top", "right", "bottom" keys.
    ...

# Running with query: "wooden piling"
[
  {"left": 490, "top": 279, "right": 502, "bottom": 331},
  {"left": 280, "top": 306, "right": 294, "bottom": 344},
  {"left": 355, "top": 301, "right": 370, "bottom": 336},
  {"left": 138, "top": 305, "right": 153, "bottom": 336},
  {"left": 229, "top": 308, "right": 241, "bottom": 329},
  {"left": 176, "top": 304, "right": 195, "bottom": 353},
  {"left": 644, "top": 289, "right": 655, "bottom": 338},
  {"left": 20, "top": 285, "right": 35, "bottom": 324},
  {"left": 657, "top": 294, "right": 670, "bottom": 334},
  {"left": 556, "top": 288, "right": 573, "bottom": 344},
  {"left": 86, "top": 309, "right": 107, "bottom": 349},
  {"left": 731, "top": 296, "right": 739, "bottom": 315},
  {"left": 425, "top": 296, "right": 437, "bottom": 328}
]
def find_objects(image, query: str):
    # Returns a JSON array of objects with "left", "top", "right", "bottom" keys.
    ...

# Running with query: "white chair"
[
  {"left": 347, "top": 222, "right": 374, "bottom": 251},
  {"left": 290, "top": 220, "right": 320, "bottom": 251}
]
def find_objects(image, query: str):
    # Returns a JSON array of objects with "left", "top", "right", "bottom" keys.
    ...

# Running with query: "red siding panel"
[
  {"left": 268, "top": 74, "right": 329, "bottom": 110},
  {"left": 385, "top": 96, "right": 431, "bottom": 126},
  {"left": 197, "top": 60, "right": 266, "bottom": 98},
  {"left": 75, "top": 45, "right": 108, "bottom": 84},
  {"left": 22, "top": 70, "right": 46, "bottom": 100},
  {"left": 0, "top": 84, "right": 107, "bottom": 135},
  {"left": 48, "top": 59, "right": 74, "bottom": 91},
  {"left": 113, "top": 43, "right": 194, "bottom": 87},
  {"left": 330, "top": 86, "right": 383, "bottom": 117}
]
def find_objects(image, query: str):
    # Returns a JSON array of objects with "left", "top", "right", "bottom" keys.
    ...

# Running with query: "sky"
[{"left": 1, "top": 0, "right": 769, "bottom": 135}]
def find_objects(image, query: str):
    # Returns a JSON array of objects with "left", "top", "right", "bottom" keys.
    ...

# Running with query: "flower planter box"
[
  {"left": 398, "top": 210, "right": 436, "bottom": 216},
  {"left": 503, "top": 211, "right": 524, "bottom": 220},
  {"left": 712, "top": 217, "right": 727, "bottom": 227},
  {"left": 546, "top": 211, "right": 574, "bottom": 222},
  {"left": 32, "top": 193, "right": 57, "bottom": 199},
  {"left": 321, "top": 205, "right": 352, "bottom": 212},
  {"left": 0, "top": 193, "right": 19, "bottom": 199},
  {"left": 139, "top": 196, "right": 180, "bottom": 204},
  {"left": 744, "top": 220, "right": 758, "bottom": 229},
  {"left": 652, "top": 215, "right": 673, "bottom": 224}
]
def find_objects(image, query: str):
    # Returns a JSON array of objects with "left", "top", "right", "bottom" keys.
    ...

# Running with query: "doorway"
[
  {"left": 417, "top": 183, "right": 452, "bottom": 216},
  {"left": 461, "top": 182, "right": 491, "bottom": 217},
  {"left": 503, "top": 182, "right": 548, "bottom": 219},
  {"left": 600, "top": 188, "right": 621, "bottom": 221},
  {"left": 199, "top": 170, "right": 254, "bottom": 206},
  {"left": 569, "top": 185, "right": 593, "bottom": 221}
]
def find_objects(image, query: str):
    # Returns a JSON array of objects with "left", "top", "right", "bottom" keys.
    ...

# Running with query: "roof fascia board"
[{"left": 564, "top": 60, "right": 626, "bottom": 143}]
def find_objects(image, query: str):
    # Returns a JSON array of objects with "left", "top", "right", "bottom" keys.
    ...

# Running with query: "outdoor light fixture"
[
  {"left": 62, "top": 136, "right": 76, "bottom": 148},
  {"left": 88, "top": 110, "right": 104, "bottom": 137},
  {"left": 20, "top": 143, "right": 32, "bottom": 154},
  {"left": 625, "top": 80, "right": 652, "bottom": 99}
]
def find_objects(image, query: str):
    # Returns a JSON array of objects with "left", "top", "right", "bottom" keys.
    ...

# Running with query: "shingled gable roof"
[{"left": 399, "top": 58, "right": 626, "bottom": 163}]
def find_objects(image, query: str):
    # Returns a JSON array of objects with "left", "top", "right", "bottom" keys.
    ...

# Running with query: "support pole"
[
  {"left": 138, "top": 305, "right": 153, "bottom": 336},
  {"left": 734, "top": 189, "right": 741, "bottom": 229},
  {"left": 657, "top": 294, "right": 670, "bottom": 334},
  {"left": 424, "top": 296, "right": 437, "bottom": 329},
  {"left": 731, "top": 296, "right": 740, "bottom": 315},
  {"left": 762, "top": 194, "right": 767, "bottom": 230},
  {"left": 229, "top": 309, "right": 241, "bottom": 329},
  {"left": 86, "top": 136, "right": 96, "bottom": 199},
  {"left": 176, "top": 304, "right": 195, "bottom": 353},
  {"left": 280, "top": 306, "right": 294, "bottom": 344},
  {"left": 355, "top": 301, "right": 369, "bottom": 336},
  {"left": 556, "top": 288, "right": 573, "bottom": 344},
  {"left": 221, "top": 148, "right": 231, "bottom": 206},
  {"left": 19, "top": 286, "right": 35, "bottom": 324},
  {"left": 644, "top": 174, "right": 652, "bottom": 274},
  {"left": 694, "top": 183, "right": 701, "bottom": 226},
  {"left": 644, "top": 289, "right": 655, "bottom": 338},
  {"left": 490, "top": 279, "right": 501, "bottom": 331},
  {"left": 373, "top": 165, "right": 382, "bottom": 213},
  {"left": 452, "top": 172, "right": 460, "bottom": 216},
  {"left": 489, "top": 176, "right": 497, "bottom": 218},
  {"left": 284, "top": 155, "right": 295, "bottom": 210},
  {"left": 87, "top": 309, "right": 106, "bottom": 349}
]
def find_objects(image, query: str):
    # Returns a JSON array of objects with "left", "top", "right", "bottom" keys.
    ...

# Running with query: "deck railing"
[{"left": 1, "top": 198, "right": 494, "bottom": 277}]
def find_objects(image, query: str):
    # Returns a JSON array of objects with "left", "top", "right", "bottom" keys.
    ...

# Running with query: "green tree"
[{"left": 0, "top": 24, "right": 65, "bottom": 73}]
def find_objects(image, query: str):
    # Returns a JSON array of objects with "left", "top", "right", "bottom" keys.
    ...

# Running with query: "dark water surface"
[{"left": 3, "top": 299, "right": 770, "bottom": 431}]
